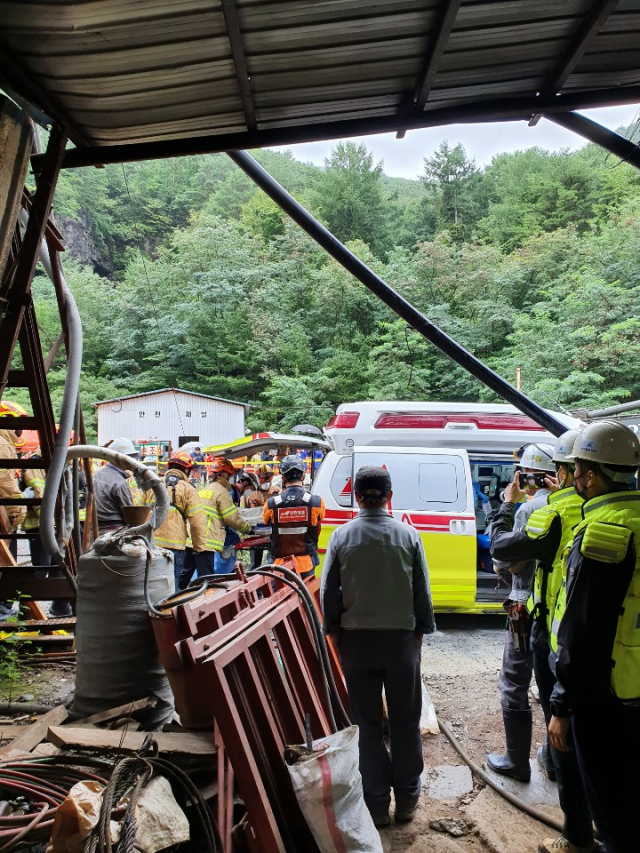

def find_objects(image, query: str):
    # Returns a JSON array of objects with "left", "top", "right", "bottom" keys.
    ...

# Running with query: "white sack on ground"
[
  {"left": 420, "top": 681, "right": 439, "bottom": 736},
  {"left": 287, "top": 725, "right": 383, "bottom": 853}
]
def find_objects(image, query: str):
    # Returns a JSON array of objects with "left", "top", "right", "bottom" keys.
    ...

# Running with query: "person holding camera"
[
  {"left": 486, "top": 443, "right": 554, "bottom": 783},
  {"left": 490, "top": 431, "right": 598, "bottom": 853}
]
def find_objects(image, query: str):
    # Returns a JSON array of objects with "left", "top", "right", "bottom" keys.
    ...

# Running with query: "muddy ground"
[
  {"left": 2, "top": 614, "right": 564, "bottom": 852},
  {"left": 383, "top": 615, "right": 563, "bottom": 853}
]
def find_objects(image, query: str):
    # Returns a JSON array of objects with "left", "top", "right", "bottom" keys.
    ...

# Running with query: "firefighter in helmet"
[{"left": 262, "top": 454, "right": 325, "bottom": 579}]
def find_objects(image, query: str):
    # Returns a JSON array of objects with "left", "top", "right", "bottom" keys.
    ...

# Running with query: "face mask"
[{"left": 574, "top": 472, "right": 588, "bottom": 499}]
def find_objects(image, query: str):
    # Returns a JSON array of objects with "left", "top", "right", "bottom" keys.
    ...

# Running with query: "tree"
[
  {"left": 422, "top": 142, "right": 483, "bottom": 238},
  {"left": 313, "top": 142, "right": 389, "bottom": 257}
]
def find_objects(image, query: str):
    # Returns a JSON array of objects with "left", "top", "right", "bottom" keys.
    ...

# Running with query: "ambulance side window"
[
  {"left": 352, "top": 452, "right": 468, "bottom": 513},
  {"left": 330, "top": 456, "right": 353, "bottom": 507}
]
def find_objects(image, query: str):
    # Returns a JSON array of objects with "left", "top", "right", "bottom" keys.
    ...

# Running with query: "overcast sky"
[{"left": 269, "top": 104, "right": 640, "bottom": 180}]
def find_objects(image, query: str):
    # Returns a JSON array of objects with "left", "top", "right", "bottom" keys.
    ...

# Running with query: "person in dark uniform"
[{"left": 262, "top": 454, "right": 324, "bottom": 579}]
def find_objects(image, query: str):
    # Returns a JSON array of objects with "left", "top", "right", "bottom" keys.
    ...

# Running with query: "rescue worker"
[
  {"left": 0, "top": 427, "right": 26, "bottom": 564},
  {"left": 153, "top": 450, "right": 207, "bottom": 590},
  {"left": 487, "top": 442, "right": 554, "bottom": 782},
  {"left": 92, "top": 438, "right": 139, "bottom": 534},
  {"left": 491, "top": 431, "right": 597, "bottom": 853},
  {"left": 548, "top": 421, "right": 640, "bottom": 853},
  {"left": 197, "top": 457, "right": 251, "bottom": 579},
  {"left": 262, "top": 454, "right": 325, "bottom": 579},
  {"left": 238, "top": 471, "right": 264, "bottom": 508}
]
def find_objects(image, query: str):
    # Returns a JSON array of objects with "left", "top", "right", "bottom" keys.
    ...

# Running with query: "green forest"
[{"left": 23, "top": 133, "right": 640, "bottom": 438}]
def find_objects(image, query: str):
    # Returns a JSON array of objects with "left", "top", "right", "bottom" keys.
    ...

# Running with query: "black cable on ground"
[{"left": 436, "top": 715, "right": 563, "bottom": 833}]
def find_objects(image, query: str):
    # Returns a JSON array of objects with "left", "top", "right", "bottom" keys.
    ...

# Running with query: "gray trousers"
[
  {"left": 498, "top": 624, "right": 533, "bottom": 711},
  {"left": 338, "top": 630, "right": 423, "bottom": 815}
]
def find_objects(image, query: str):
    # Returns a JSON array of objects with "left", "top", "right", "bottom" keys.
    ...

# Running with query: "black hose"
[
  {"left": 248, "top": 565, "right": 351, "bottom": 729},
  {"left": 436, "top": 715, "right": 563, "bottom": 833}
]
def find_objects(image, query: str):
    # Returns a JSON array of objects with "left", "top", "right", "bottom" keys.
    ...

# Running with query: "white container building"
[{"left": 95, "top": 388, "right": 247, "bottom": 449}]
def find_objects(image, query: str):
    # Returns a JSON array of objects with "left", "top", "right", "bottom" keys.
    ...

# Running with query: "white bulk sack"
[{"left": 287, "top": 725, "right": 383, "bottom": 853}]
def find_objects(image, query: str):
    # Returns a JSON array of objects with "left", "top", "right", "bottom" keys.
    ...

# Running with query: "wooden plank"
[
  {"left": 0, "top": 617, "right": 75, "bottom": 632},
  {"left": 0, "top": 725, "right": 39, "bottom": 740},
  {"left": 47, "top": 726, "right": 216, "bottom": 755},
  {"left": 0, "top": 705, "right": 67, "bottom": 759},
  {"left": 31, "top": 742, "right": 61, "bottom": 756},
  {"left": 75, "top": 696, "right": 156, "bottom": 726}
]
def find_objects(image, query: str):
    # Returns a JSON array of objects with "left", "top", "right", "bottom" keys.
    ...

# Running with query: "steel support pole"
[{"left": 229, "top": 151, "right": 567, "bottom": 436}]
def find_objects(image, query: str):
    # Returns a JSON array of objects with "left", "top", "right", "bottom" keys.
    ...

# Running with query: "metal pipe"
[
  {"left": 65, "top": 446, "right": 169, "bottom": 535},
  {"left": 229, "top": 150, "right": 567, "bottom": 436},
  {"left": 545, "top": 112, "right": 640, "bottom": 170},
  {"left": 581, "top": 399, "right": 640, "bottom": 419}
]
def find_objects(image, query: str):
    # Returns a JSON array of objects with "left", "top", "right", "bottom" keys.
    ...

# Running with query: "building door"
[{"left": 179, "top": 435, "right": 199, "bottom": 446}]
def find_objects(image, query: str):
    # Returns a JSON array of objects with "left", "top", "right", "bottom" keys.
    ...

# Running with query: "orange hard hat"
[
  {"left": 210, "top": 457, "right": 236, "bottom": 477},
  {"left": 169, "top": 450, "right": 194, "bottom": 470}
]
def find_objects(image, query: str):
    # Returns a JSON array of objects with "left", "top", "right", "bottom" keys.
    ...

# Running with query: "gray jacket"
[
  {"left": 93, "top": 463, "right": 135, "bottom": 531},
  {"left": 494, "top": 489, "right": 551, "bottom": 602},
  {"left": 320, "top": 508, "right": 435, "bottom": 634}
]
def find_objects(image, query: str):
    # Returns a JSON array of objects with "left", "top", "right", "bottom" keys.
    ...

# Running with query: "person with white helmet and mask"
[
  {"left": 548, "top": 421, "right": 640, "bottom": 853},
  {"left": 92, "top": 438, "right": 140, "bottom": 535},
  {"left": 491, "top": 431, "right": 597, "bottom": 853},
  {"left": 486, "top": 442, "right": 555, "bottom": 783}
]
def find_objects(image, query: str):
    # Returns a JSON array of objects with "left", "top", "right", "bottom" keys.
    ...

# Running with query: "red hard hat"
[
  {"left": 169, "top": 450, "right": 194, "bottom": 470},
  {"left": 210, "top": 457, "right": 237, "bottom": 477}
]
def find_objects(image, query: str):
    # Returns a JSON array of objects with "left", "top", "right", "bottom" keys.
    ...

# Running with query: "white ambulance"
[{"left": 313, "top": 401, "right": 582, "bottom": 613}]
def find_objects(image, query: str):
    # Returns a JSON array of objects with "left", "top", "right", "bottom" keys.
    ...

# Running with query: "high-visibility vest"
[
  {"left": 525, "top": 488, "right": 583, "bottom": 636},
  {"left": 267, "top": 488, "right": 322, "bottom": 558},
  {"left": 553, "top": 490, "right": 640, "bottom": 700},
  {"left": 22, "top": 473, "right": 46, "bottom": 530}
]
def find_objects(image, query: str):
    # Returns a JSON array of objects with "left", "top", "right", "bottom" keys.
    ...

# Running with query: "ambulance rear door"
[{"left": 351, "top": 446, "right": 476, "bottom": 610}]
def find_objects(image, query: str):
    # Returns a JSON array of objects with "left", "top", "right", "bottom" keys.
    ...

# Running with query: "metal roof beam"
[
  {"left": 40, "top": 85, "right": 640, "bottom": 171},
  {"left": 545, "top": 111, "right": 640, "bottom": 170},
  {"left": 220, "top": 0, "right": 257, "bottom": 132},
  {"left": 530, "top": 0, "right": 620, "bottom": 125},
  {"left": 414, "top": 0, "right": 462, "bottom": 111}
]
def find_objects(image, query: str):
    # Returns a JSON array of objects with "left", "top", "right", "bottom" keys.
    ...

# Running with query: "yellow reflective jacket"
[
  {"left": 0, "top": 430, "right": 26, "bottom": 530},
  {"left": 153, "top": 469, "right": 206, "bottom": 552},
  {"left": 199, "top": 478, "right": 251, "bottom": 552},
  {"left": 21, "top": 467, "right": 46, "bottom": 530}
]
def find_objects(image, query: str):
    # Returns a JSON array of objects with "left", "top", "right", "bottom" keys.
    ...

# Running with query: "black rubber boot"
[
  {"left": 486, "top": 708, "right": 532, "bottom": 782},
  {"left": 537, "top": 740, "right": 556, "bottom": 782}
]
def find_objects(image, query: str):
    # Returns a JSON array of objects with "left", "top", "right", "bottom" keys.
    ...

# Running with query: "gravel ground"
[
  {"left": 3, "top": 610, "right": 565, "bottom": 852},
  {"left": 379, "top": 615, "right": 564, "bottom": 853}
]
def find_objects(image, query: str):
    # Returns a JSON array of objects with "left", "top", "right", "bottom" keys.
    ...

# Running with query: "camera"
[{"left": 518, "top": 471, "right": 547, "bottom": 489}]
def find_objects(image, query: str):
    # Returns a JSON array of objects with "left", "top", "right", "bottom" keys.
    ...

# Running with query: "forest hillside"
[{"left": 23, "top": 135, "right": 640, "bottom": 437}]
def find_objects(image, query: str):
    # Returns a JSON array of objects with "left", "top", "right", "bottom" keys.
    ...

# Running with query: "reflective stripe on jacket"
[
  {"left": 199, "top": 478, "right": 250, "bottom": 552},
  {"left": 0, "top": 431, "right": 26, "bottom": 530},
  {"left": 21, "top": 469, "right": 46, "bottom": 530},
  {"left": 525, "top": 488, "right": 583, "bottom": 642},
  {"left": 264, "top": 486, "right": 324, "bottom": 558},
  {"left": 552, "top": 490, "right": 640, "bottom": 713},
  {"left": 153, "top": 468, "right": 206, "bottom": 552}
]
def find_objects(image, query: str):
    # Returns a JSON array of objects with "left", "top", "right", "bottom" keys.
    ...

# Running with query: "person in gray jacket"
[{"left": 321, "top": 466, "right": 434, "bottom": 829}]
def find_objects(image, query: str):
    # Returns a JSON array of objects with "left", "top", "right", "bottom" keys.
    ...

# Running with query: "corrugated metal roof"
[
  {"left": 94, "top": 387, "right": 248, "bottom": 409},
  {"left": 0, "top": 0, "right": 638, "bottom": 165}
]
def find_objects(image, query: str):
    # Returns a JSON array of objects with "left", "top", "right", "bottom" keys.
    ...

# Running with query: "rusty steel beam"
[{"left": 0, "top": 123, "right": 67, "bottom": 391}]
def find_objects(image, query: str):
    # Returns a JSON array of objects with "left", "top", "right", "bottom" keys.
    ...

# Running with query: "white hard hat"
[
  {"left": 517, "top": 443, "right": 555, "bottom": 472},
  {"left": 570, "top": 420, "right": 640, "bottom": 468},
  {"left": 552, "top": 429, "right": 582, "bottom": 464},
  {"left": 109, "top": 437, "right": 139, "bottom": 457}
]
